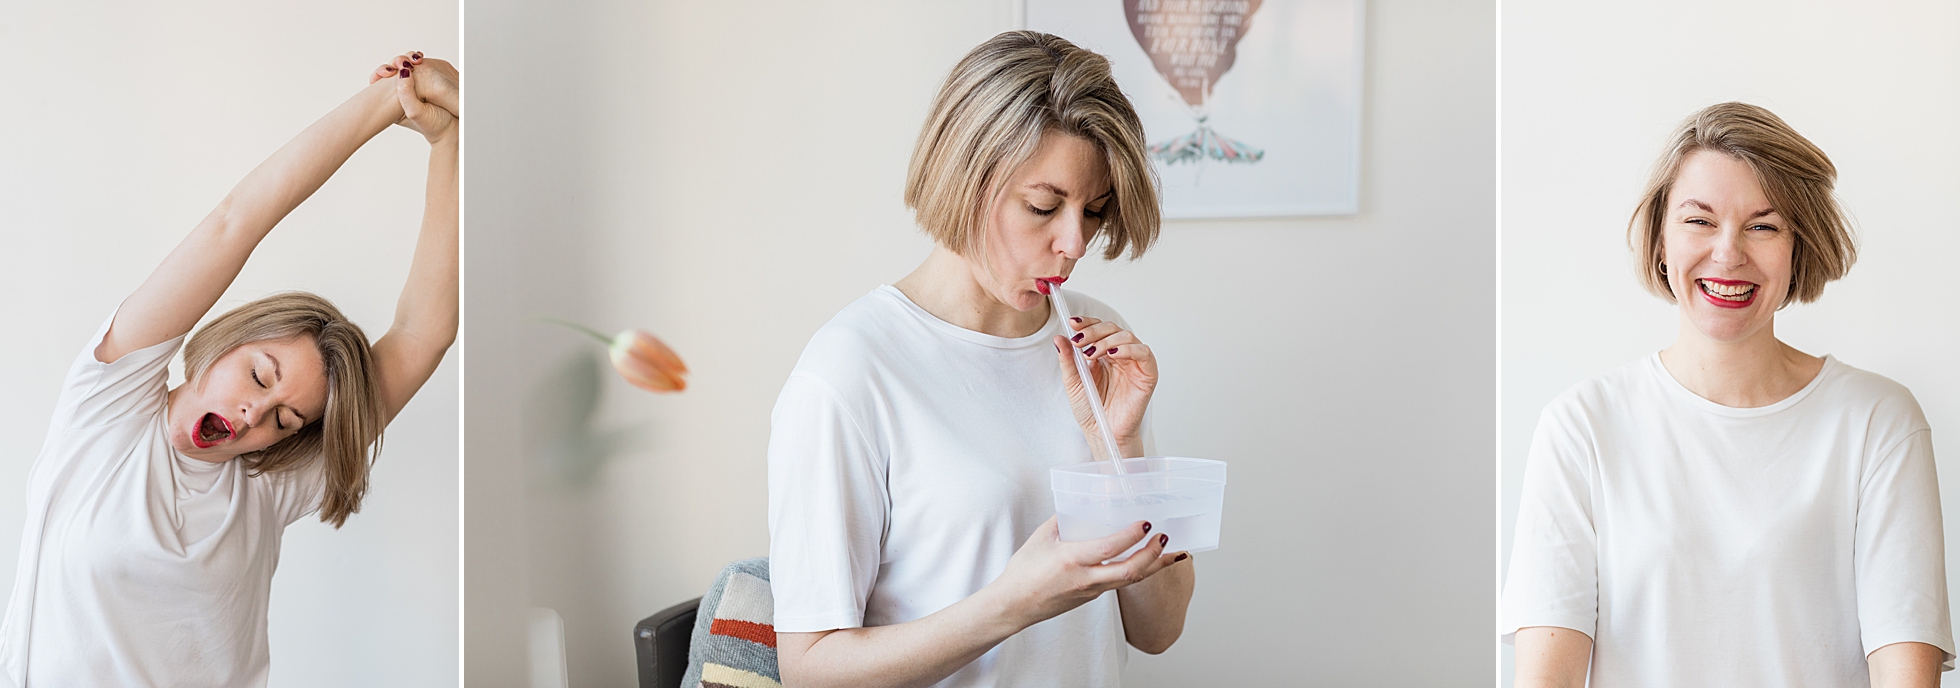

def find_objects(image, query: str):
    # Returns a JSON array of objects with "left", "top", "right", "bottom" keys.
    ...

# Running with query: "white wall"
[
  {"left": 466, "top": 0, "right": 1492, "bottom": 685},
  {"left": 1500, "top": 1, "right": 1960, "bottom": 683},
  {"left": 0, "top": 3, "right": 458, "bottom": 686}
]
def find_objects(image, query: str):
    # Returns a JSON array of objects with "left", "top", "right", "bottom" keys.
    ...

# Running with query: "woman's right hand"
[{"left": 984, "top": 515, "right": 1184, "bottom": 627}]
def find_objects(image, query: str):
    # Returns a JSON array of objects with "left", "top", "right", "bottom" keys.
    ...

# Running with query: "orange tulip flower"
[
  {"left": 546, "top": 319, "right": 688, "bottom": 393},
  {"left": 608, "top": 329, "right": 687, "bottom": 392}
]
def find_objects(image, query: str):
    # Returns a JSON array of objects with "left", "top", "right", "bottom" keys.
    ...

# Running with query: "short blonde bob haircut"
[
  {"left": 183, "top": 291, "right": 383, "bottom": 528},
  {"left": 906, "top": 30, "right": 1160, "bottom": 261},
  {"left": 1629, "top": 102, "right": 1856, "bottom": 305}
]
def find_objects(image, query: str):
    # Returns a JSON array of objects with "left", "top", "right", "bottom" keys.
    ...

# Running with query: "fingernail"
[
  {"left": 403, "top": 60, "right": 412, "bottom": 69},
  {"left": 1158, "top": 534, "right": 1169, "bottom": 547},
  {"left": 1054, "top": 342, "right": 1062, "bottom": 353},
  {"left": 400, "top": 67, "right": 411, "bottom": 78},
  {"left": 1174, "top": 553, "right": 1188, "bottom": 562},
  {"left": 1142, "top": 522, "right": 1151, "bottom": 534},
  {"left": 1107, "top": 347, "right": 1118, "bottom": 355},
  {"left": 412, "top": 52, "right": 424, "bottom": 60},
  {"left": 1083, "top": 346, "right": 1095, "bottom": 356},
  {"left": 1070, "top": 317, "right": 1082, "bottom": 323},
  {"left": 1071, "top": 333, "right": 1084, "bottom": 342}
]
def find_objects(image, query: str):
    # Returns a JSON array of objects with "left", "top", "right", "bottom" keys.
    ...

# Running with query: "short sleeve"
[
  {"left": 54, "top": 311, "right": 185, "bottom": 430},
  {"left": 1855, "top": 429, "right": 1955, "bottom": 667},
  {"left": 1501, "top": 399, "right": 1600, "bottom": 643},
  {"left": 268, "top": 456, "right": 331, "bottom": 526},
  {"left": 766, "top": 374, "right": 889, "bottom": 633}
]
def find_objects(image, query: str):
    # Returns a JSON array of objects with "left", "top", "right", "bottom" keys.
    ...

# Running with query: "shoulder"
[
  {"left": 1813, "top": 357, "right": 1929, "bottom": 434},
  {"left": 790, "top": 288, "right": 915, "bottom": 382},
  {"left": 1539, "top": 356, "right": 1658, "bottom": 425}
]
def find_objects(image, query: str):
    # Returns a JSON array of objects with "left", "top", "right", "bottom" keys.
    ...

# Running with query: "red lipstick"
[
  {"left": 1695, "top": 277, "right": 1757, "bottom": 309},
  {"left": 1037, "top": 276, "right": 1067, "bottom": 295},
  {"left": 191, "top": 412, "right": 235, "bottom": 449}
]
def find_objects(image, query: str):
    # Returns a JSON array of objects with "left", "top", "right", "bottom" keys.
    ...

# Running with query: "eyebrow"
[
  {"left": 1678, "top": 199, "right": 1777, "bottom": 218},
  {"left": 1027, "top": 183, "right": 1115, "bottom": 202}
]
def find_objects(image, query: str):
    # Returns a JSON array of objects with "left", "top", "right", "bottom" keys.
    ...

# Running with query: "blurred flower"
[
  {"left": 544, "top": 318, "right": 688, "bottom": 393},
  {"left": 608, "top": 329, "right": 687, "bottom": 392}
]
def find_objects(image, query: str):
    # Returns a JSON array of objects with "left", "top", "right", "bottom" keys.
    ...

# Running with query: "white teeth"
[{"left": 1698, "top": 279, "right": 1755, "bottom": 300}]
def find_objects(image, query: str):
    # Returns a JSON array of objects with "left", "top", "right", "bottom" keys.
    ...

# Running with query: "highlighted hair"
[
  {"left": 906, "top": 30, "right": 1160, "bottom": 261},
  {"left": 1629, "top": 102, "right": 1856, "bottom": 305}
]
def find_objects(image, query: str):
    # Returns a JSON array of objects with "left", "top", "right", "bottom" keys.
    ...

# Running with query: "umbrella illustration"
[{"left": 1125, "top": 0, "right": 1267, "bottom": 166}]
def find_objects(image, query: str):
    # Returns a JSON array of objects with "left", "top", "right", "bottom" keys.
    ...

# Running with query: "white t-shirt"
[
  {"left": 1503, "top": 353, "right": 1955, "bottom": 687},
  {"left": 768, "top": 285, "right": 1152, "bottom": 688},
  {"left": 0, "top": 313, "right": 327, "bottom": 688}
]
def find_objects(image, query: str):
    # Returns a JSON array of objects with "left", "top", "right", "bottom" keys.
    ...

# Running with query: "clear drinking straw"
[{"left": 1048, "top": 284, "right": 1130, "bottom": 478}]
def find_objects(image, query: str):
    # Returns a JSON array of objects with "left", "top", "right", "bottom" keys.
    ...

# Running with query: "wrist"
[{"left": 966, "top": 582, "right": 1036, "bottom": 639}]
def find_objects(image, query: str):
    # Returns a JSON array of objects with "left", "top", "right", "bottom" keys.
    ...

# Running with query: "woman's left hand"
[
  {"left": 1053, "top": 317, "right": 1157, "bottom": 458},
  {"left": 369, "top": 52, "right": 459, "bottom": 145}
]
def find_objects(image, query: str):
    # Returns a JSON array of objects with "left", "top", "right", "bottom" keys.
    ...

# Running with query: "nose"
[
  {"left": 1710, "top": 224, "right": 1748, "bottom": 268},
  {"left": 239, "top": 403, "right": 263, "bottom": 429},
  {"left": 1054, "top": 211, "right": 1090, "bottom": 260}
]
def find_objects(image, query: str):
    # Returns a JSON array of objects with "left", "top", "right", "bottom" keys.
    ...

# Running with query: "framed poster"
[{"left": 1025, "top": 0, "right": 1364, "bottom": 218}]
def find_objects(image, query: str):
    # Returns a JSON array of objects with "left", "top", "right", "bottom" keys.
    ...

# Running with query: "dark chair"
[{"left": 633, "top": 597, "right": 702, "bottom": 688}]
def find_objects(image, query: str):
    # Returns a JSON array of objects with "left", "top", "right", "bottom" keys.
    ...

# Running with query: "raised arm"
[
  {"left": 97, "top": 78, "right": 406, "bottom": 363},
  {"left": 367, "top": 54, "right": 460, "bottom": 422}
]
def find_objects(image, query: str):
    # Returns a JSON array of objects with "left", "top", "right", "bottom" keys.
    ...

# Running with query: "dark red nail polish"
[
  {"left": 1174, "top": 553, "right": 1188, "bottom": 562},
  {"left": 403, "top": 60, "right": 412, "bottom": 68},
  {"left": 1107, "top": 347, "right": 1118, "bottom": 355},
  {"left": 1070, "top": 317, "right": 1082, "bottom": 323},
  {"left": 1083, "top": 346, "right": 1095, "bottom": 356},
  {"left": 412, "top": 52, "right": 424, "bottom": 60},
  {"left": 1158, "top": 534, "right": 1168, "bottom": 546},
  {"left": 1071, "top": 333, "right": 1084, "bottom": 342},
  {"left": 1142, "top": 522, "right": 1151, "bottom": 533}
]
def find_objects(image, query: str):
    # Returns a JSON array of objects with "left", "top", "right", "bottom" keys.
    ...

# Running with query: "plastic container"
[{"left": 1051, "top": 456, "right": 1227, "bottom": 557}]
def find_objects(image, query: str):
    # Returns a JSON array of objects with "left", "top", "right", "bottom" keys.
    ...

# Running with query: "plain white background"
[
  {"left": 467, "top": 0, "right": 1491, "bottom": 685},
  {"left": 1500, "top": 0, "right": 1960, "bottom": 684},
  {"left": 0, "top": 2, "right": 458, "bottom": 686}
]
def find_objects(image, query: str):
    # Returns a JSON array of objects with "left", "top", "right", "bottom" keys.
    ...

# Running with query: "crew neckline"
[
  {"left": 1649, "top": 351, "right": 1836, "bottom": 418},
  {"left": 876, "top": 284, "right": 1060, "bottom": 349}
]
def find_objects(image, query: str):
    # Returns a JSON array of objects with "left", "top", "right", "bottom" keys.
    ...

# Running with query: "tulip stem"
[{"left": 539, "top": 317, "right": 615, "bottom": 346}]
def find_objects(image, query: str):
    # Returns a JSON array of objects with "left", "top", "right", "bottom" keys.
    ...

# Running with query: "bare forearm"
[
  {"left": 1870, "top": 641, "right": 1944, "bottom": 688},
  {"left": 779, "top": 588, "right": 1028, "bottom": 688},
  {"left": 372, "top": 138, "right": 459, "bottom": 420},
  {"left": 221, "top": 80, "right": 403, "bottom": 239},
  {"left": 1513, "top": 626, "right": 1591, "bottom": 688},
  {"left": 107, "top": 80, "right": 404, "bottom": 358},
  {"left": 1116, "top": 558, "right": 1192, "bottom": 653}
]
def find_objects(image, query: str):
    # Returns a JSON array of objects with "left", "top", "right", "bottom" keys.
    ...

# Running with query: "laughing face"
[
  {"left": 1661, "top": 149, "right": 1796, "bottom": 343},
  {"left": 970, "top": 132, "right": 1113, "bottom": 312},
  {"left": 166, "top": 335, "right": 329, "bottom": 463}
]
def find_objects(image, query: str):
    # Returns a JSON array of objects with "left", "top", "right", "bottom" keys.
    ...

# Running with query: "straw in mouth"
[{"left": 1043, "top": 280, "right": 1129, "bottom": 479}]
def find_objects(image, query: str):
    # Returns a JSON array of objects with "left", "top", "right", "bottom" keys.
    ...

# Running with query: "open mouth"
[
  {"left": 1696, "top": 278, "right": 1756, "bottom": 308},
  {"left": 192, "top": 412, "right": 234, "bottom": 449}
]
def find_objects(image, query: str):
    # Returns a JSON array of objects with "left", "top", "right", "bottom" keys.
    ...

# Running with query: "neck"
[
  {"left": 893, "top": 245, "right": 1051, "bottom": 338},
  {"left": 1658, "top": 311, "right": 1822, "bottom": 408}
]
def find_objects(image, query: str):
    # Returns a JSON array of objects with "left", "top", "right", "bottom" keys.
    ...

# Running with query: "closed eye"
[
  {"left": 252, "top": 368, "right": 267, "bottom": 388},
  {"left": 1028, "top": 204, "right": 1058, "bottom": 217}
]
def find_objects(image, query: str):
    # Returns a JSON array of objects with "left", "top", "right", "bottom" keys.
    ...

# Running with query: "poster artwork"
[{"left": 1126, "top": 0, "right": 1266, "bottom": 165}]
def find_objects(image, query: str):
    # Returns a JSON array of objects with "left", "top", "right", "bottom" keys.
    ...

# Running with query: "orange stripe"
[{"left": 710, "top": 618, "right": 777, "bottom": 648}]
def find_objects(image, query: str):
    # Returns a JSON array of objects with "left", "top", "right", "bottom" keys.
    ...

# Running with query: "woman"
[
  {"left": 1503, "top": 103, "right": 1953, "bottom": 687},
  {"left": 0, "top": 53, "right": 458, "bottom": 686},
  {"left": 768, "top": 32, "right": 1195, "bottom": 687}
]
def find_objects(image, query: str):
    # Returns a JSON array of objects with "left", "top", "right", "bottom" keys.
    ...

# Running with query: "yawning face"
[
  {"left": 1661, "top": 149, "right": 1796, "bottom": 344},
  {"left": 166, "top": 335, "right": 329, "bottom": 463}
]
